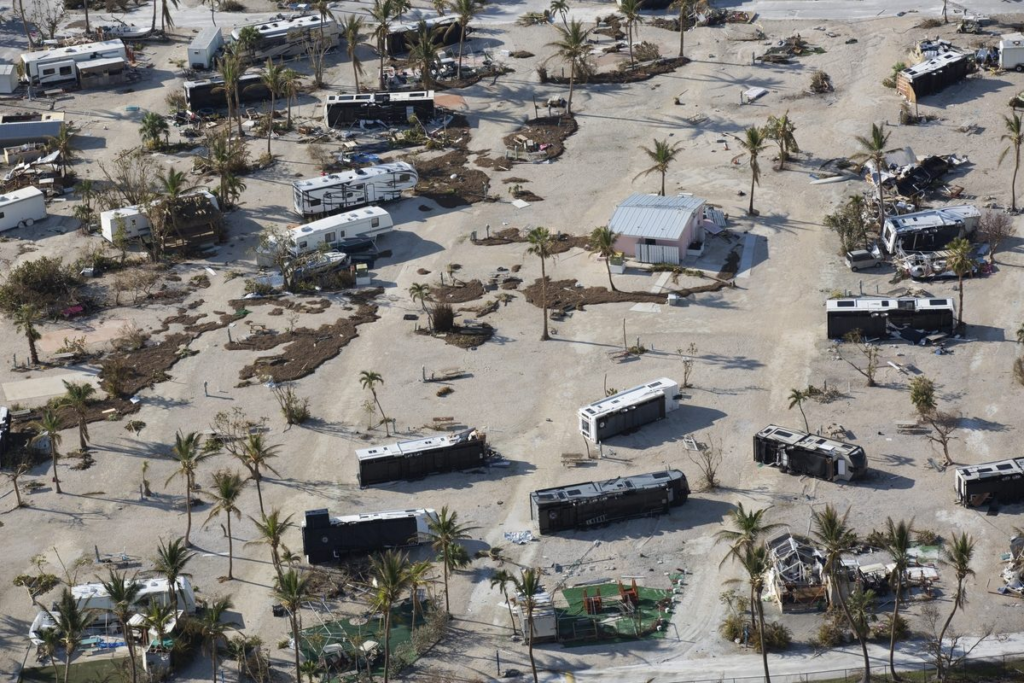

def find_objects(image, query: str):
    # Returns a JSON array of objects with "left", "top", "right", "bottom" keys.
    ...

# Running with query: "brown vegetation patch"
[
  {"left": 473, "top": 155, "right": 511, "bottom": 171},
  {"left": 510, "top": 50, "right": 534, "bottom": 58},
  {"left": 472, "top": 227, "right": 589, "bottom": 254},
  {"left": 512, "top": 189, "right": 544, "bottom": 202},
  {"left": 503, "top": 116, "right": 579, "bottom": 161},
  {"left": 408, "top": 115, "right": 492, "bottom": 207},
  {"left": 435, "top": 66, "right": 513, "bottom": 91},
  {"left": 237, "top": 290, "right": 382, "bottom": 383},
  {"left": 500, "top": 277, "right": 522, "bottom": 290},
  {"left": 227, "top": 297, "right": 331, "bottom": 314},
  {"left": 416, "top": 324, "right": 495, "bottom": 349},
  {"left": 525, "top": 278, "right": 666, "bottom": 310},
  {"left": 502, "top": 177, "right": 530, "bottom": 184},
  {"left": 431, "top": 280, "right": 486, "bottom": 304},
  {"left": 544, "top": 57, "right": 690, "bottom": 85}
]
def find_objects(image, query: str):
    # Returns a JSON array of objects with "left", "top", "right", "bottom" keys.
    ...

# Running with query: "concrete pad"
[
  {"left": 649, "top": 271, "right": 672, "bottom": 294},
  {"left": 629, "top": 303, "right": 662, "bottom": 313},
  {"left": 1, "top": 369, "right": 102, "bottom": 404},
  {"left": 37, "top": 318, "right": 128, "bottom": 354},
  {"left": 736, "top": 232, "right": 758, "bottom": 279}
]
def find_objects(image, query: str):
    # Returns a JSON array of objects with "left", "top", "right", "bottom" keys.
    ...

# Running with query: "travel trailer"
[
  {"left": 291, "top": 162, "right": 417, "bottom": 218},
  {"left": 100, "top": 191, "right": 220, "bottom": 243},
  {"left": 231, "top": 15, "right": 340, "bottom": 60},
  {"left": 955, "top": 457, "right": 1024, "bottom": 507},
  {"left": 302, "top": 508, "right": 434, "bottom": 563},
  {"left": 188, "top": 26, "right": 223, "bottom": 70},
  {"left": 324, "top": 91, "right": 436, "bottom": 128},
  {"left": 578, "top": 378, "right": 680, "bottom": 443},
  {"left": 999, "top": 33, "right": 1024, "bottom": 71},
  {"left": 256, "top": 207, "right": 393, "bottom": 266},
  {"left": 21, "top": 40, "right": 127, "bottom": 86},
  {"left": 753, "top": 425, "right": 867, "bottom": 482},
  {"left": 825, "top": 297, "right": 956, "bottom": 340},
  {"left": 183, "top": 72, "right": 270, "bottom": 110},
  {"left": 0, "top": 187, "right": 46, "bottom": 232},
  {"left": 386, "top": 17, "right": 464, "bottom": 55},
  {"left": 530, "top": 470, "right": 689, "bottom": 534},
  {"left": 356, "top": 429, "right": 488, "bottom": 487},
  {"left": 880, "top": 205, "right": 979, "bottom": 255}
]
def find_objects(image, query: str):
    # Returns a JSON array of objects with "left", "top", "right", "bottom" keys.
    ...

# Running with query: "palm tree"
[
  {"left": 407, "top": 560, "right": 433, "bottom": 638},
  {"left": 154, "top": 537, "right": 194, "bottom": 613},
  {"left": 155, "top": 168, "right": 196, "bottom": 253},
  {"left": 739, "top": 126, "right": 768, "bottom": 215},
  {"left": 765, "top": 111, "right": 799, "bottom": 171},
  {"left": 13, "top": 303, "right": 42, "bottom": 366},
  {"left": 47, "top": 125, "right": 75, "bottom": 177},
  {"left": 313, "top": 0, "right": 335, "bottom": 38},
  {"left": 550, "top": 0, "right": 569, "bottom": 27},
  {"left": 193, "top": 596, "right": 235, "bottom": 682},
  {"left": 490, "top": 569, "right": 518, "bottom": 635},
  {"left": 1000, "top": 113, "right": 1023, "bottom": 212},
  {"left": 447, "top": 0, "right": 485, "bottom": 79},
  {"left": 29, "top": 410, "right": 63, "bottom": 494},
  {"left": 635, "top": 138, "right": 681, "bottom": 196},
  {"left": 852, "top": 123, "right": 892, "bottom": 229},
  {"left": 369, "top": 550, "right": 412, "bottom": 683},
  {"left": 100, "top": 570, "right": 143, "bottom": 683},
  {"left": 547, "top": 20, "right": 592, "bottom": 115},
  {"left": 714, "top": 504, "right": 781, "bottom": 629},
  {"left": 427, "top": 506, "right": 477, "bottom": 614},
  {"left": 619, "top": 0, "right": 645, "bottom": 67},
  {"left": 370, "top": 0, "right": 397, "bottom": 89},
  {"left": 216, "top": 52, "right": 245, "bottom": 137},
  {"left": 234, "top": 433, "right": 280, "bottom": 516},
  {"left": 2, "top": 457, "right": 31, "bottom": 508},
  {"left": 407, "top": 21, "right": 440, "bottom": 89},
  {"left": 787, "top": 388, "right": 809, "bottom": 432},
  {"left": 204, "top": 131, "right": 242, "bottom": 210},
  {"left": 282, "top": 69, "right": 300, "bottom": 128},
  {"left": 160, "top": 0, "right": 179, "bottom": 32},
  {"left": 38, "top": 627, "right": 61, "bottom": 683},
  {"left": 139, "top": 112, "right": 169, "bottom": 150},
  {"left": 670, "top": 0, "right": 693, "bottom": 57},
  {"left": 359, "top": 370, "right": 390, "bottom": 435},
  {"left": 882, "top": 518, "right": 914, "bottom": 681},
  {"left": 811, "top": 505, "right": 869, "bottom": 683},
  {"left": 737, "top": 546, "right": 772, "bottom": 683},
  {"left": 274, "top": 569, "right": 311, "bottom": 683},
  {"left": 45, "top": 588, "right": 97, "bottom": 683},
  {"left": 947, "top": 237, "right": 974, "bottom": 329},
  {"left": 409, "top": 282, "right": 430, "bottom": 313},
  {"left": 341, "top": 15, "right": 366, "bottom": 93},
  {"left": 526, "top": 226, "right": 555, "bottom": 341},
  {"left": 936, "top": 532, "right": 975, "bottom": 680},
  {"left": 246, "top": 509, "right": 294, "bottom": 580},
  {"left": 589, "top": 226, "right": 621, "bottom": 291},
  {"left": 140, "top": 600, "right": 174, "bottom": 655},
  {"left": 512, "top": 568, "right": 543, "bottom": 683},
  {"left": 204, "top": 470, "right": 247, "bottom": 580},
  {"left": 165, "top": 431, "right": 211, "bottom": 546},
  {"left": 59, "top": 380, "right": 95, "bottom": 451},
  {"left": 260, "top": 59, "right": 287, "bottom": 156}
]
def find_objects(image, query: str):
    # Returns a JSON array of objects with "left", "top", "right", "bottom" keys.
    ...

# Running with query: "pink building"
[{"left": 610, "top": 193, "right": 706, "bottom": 265}]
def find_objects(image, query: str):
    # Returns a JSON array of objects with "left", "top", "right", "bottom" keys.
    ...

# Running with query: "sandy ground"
[{"left": 2, "top": 2, "right": 1024, "bottom": 682}]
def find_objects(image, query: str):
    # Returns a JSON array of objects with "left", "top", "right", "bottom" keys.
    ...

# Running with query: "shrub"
[
  {"left": 100, "top": 357, "right": 135, "bottom": 398},
  {"left": 810, "top": 70, "right": 832, "bottom": 93},
  {"left": 1014, "top": 357, "right": 1024, "bottom": 387},
  {"left": 915, "top": 529, "right": 940, "bottom": 546},
  {"left": 244, "top": 279, "right": 276, "bottom": 296},
  {"left": 753, "top": 621, "right": 792, "bottom": 653},
  {"left": 271, "top": 384, "right": 310, "bottom": 425},
  {"left": 0, "top": 256, "right": 83, "bottom": 315},
  {"left": 872, "top": 614, "right": 910, "bottom": 642},
  {"left": 814, "top": 618, "right": 846, "bottom": 648},
  {"left": 112, "top": 321, "right": 148, "bottom": 352},
  {"left": 431, "top": 303, "right": 455, "bottom": 333},
  {"left": 719, "top": 611, "right": 746, "bottom": 641},
  {"left": 165, "top": 91, "right": 186, "bottom": 112},
  {"left": 634, "top": 41, "right": 661, "bottom": 62},
  {"left": 220, "top": 0, "right": 244, "bottom": 10}
]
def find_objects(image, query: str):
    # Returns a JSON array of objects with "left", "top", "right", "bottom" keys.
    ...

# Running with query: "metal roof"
[
  {"left": 77, "top": 56, "right": 126, "bottom": 71},
  {"left": 0, "top": 120, "right": 63, "bottom": 144},
  {"left": 609, "top": 193, "right": 705, "bottom": 241}
]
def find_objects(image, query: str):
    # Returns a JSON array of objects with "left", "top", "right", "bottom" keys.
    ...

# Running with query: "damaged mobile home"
[
  {"left": 955, "top": 457, "right": 1024, "bottom": 507},
  {"left": 896, "top": 51, "right": 971, "bottom": 103},
  {"left": 753, "top": 425, "right": 867, "bottom": 481},
  {"left": 324, "top": 91, "right": 436, "bottom": 128},
  {"left": 0, "top": 187, "right": 47, "bottom": 232},
  {"left": 301, "top": 508, "right": 434, "bottom": 564},
  {"left": 826, "top": 297, "right": 956, "bottom": 341},
  {"left": 764, "top": 533, "right": 829, "bottom": 609},
  {"left": 291, "top": 162, "right": 417, "bottom": 218},
  {"left": 183, "top": 72, "right": 270, "bottom": 110},
  {"left": 356, "top": 428, "right": 490, "bottom": 487},
  {"left": 230, "top": 15, "right": 340, "bottom": 61},
  {"left": 578, "top": 378, "right": 680, "bottom": 444},
  {"left": 386, "top": 16, "right": 464, "bottom": 56},
  {"left": 530, "top": 470, "right": 689, "bottom": 534}
]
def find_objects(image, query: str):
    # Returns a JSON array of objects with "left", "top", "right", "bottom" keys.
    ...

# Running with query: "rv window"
[
  {"left": 59, "top": 66, "right": 72, "bottom": 75},
  {"left": 42, "top": 68, "right": 55, "bottom": 76},
  {"left": 371, "top": 218, "right": 379, "bottom": 228},
  {"left": 298, "top": 241, "right": 307, "bottom": 249},
  {"left": 324, "top": 232, "right": 336, "bottom": 243},
  {"left": 340, "top": 230, "right": 345, "bottom": 238},
  {"left": 930, "top": 299, "right": 947, "bottom": 306},
  {"left": 836, "top": 301, "right": 855, "bottom": 307},
  {"left": 0, "top": 212, "right": 4, "bottom": 219},
  {"left": 399, "top": 174, "right": 411, "bottom": 182},
  {"left": 308, "top": 198, "right": 321, "bottom": 207}
]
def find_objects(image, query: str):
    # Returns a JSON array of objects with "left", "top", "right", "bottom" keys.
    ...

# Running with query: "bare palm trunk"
[
  {"left": 442, "top": 560, "right": 450, "bottom": 613},
  {"left": 457, "top": 27, "right": 466, "bottom": 79},
  {"left": 678, "top": 5, "right": 685, "bottom": 57},
  {"left": 503, "top": 589, "right": 518, "bottom": 634},
  {"left": 379, "top": 39, "right": 387, "bottom": 90},
  {"left": 160, "top": 0, "right": 166, "bottom": 33},
  {"left": 1011, "top": 147, "right": 1020, "bottom": 212},
  {"left": 660, "top": 169, "right": 666, "bottom": 196},
  {"left": 267, "top": 92, "right": 275, "bottom": 156},
  {"left": 832, "top": 571, "right": 870, "bottom": 683},
  {"left": 123, "top": 620, "right": 138, "bottom": 683},
  {"left": 383, "top": 610, "right": 392, "bottom": 683},
  {"left": 78, "top": 420, "right": 88, "bottom": 450},
  {"left": 27, "top": 334, "right": 39, "bottom": 365},
  {"left": 798, "top": 402, "right": 808, "bottom": 432},
  {"left": 628, "top": 24, "right": 634, "bottom": 66},
  {"left": 184, "top": 476, "right": 193, "bottom": 546},
  {"left": 757, "top": 590, "right": 771, "bottom": 683},
  {"left": 226, "top": 513, "right": 234, "bottom": 579},
  {"left": 936, "top": 580, "right": 963, "bottom": 680},
  {"left": 353, "top": 58, "right": 362, "bottom": 93},
  {"left": 889, "top": 574, "right": 902, "bottom": 681},
  {"left": 957, "top": 274, "right": 965, "bottom": 327},
  {"left": 605, "top": 258, "right": 617, "bottom": 292},
  {"left": 51, "top": 445, "right": 62, "bottom": 493},
  {"left": 567, "top": 66, "right": 575, "bottom": 116},
  {"left": 748, "top": 170, "right": 756, "bottom": 215},
  {"left": 291, "top": 614, "right": 301, "bottom": 682},
  {"left": 371, "top": 389, "right": 390, "bottom": 436},
  {"left": 18, "top": 0, "right": 34, "bottom": 48},
  {"left": 874, "top": 154, "right": 887, "bottom": 228},
  {"left": 539, "top": 259, "right": 550, "bottom": 340},
  {"left": 527, "top": 614, "right": 538, "bottom": 683},
  {"left": 211, "top": 642, "right": 218, "bottom": 683},
  {"left": 151, "top": 0, "right": 157, "bottom": 32},
  {"left": 254, "top": 474, "right": 265, "bottom": 515},
  {"left": 12, "top": 477, "right": 23, "bottom": 506},
  {"left": 234, "top": 90, "right": 243, "bottom": 138},
  {"left": 84, "top": 0, "right": 90, "bottom": 35}
]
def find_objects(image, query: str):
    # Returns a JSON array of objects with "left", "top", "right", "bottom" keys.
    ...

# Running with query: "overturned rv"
[
  {"left": 881, "top": 205, "right": 979, "bottom": 255},
  {"left": 826, "top": 297, "right": 956, "bottom": 340},
  {"left": 530, "top": 469, "right": 689, "bottom": 534},
  {"left": 896, "top": 51, "right": 971, "bottom": 103},
  {"left": 578, "top": 378, "right": 680, "bottom": 444},
  {"left": 291, "top": 162, "right": 417, "bottom": 218},
  {"left": 231, "top": 15, "right": 340, "bottom": 61},
  {"left": 256, "top": 206, "right": 393, "bottom": 266},
  {"left": 183, "top": 72, "right": 270, "bottom": 111},
  {"left": 21, "top": 40, "right": 128, "bottom": 86},
  {"left": 356, "top": 428, "right": 490, "bottom": 487},
  {"left": 955, "top": 457, "right": 1024, "bottom": 507},
  {"left": 386, "top": 17, "right": 464, "bottom": 55},
  {"left": 301, "top": 508, "right": 434, "bottom": 564},
  {"left": 324, "top": 91, "right": 436, "bottom": 128},
  {"left": 754, "top": 425, "right": 867, "bottom": 482}
]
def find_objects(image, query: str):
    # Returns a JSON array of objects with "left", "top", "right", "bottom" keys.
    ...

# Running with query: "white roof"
[
  {"left": 580, "top": 378, "right": 676, "bottom": 418},
  {"left": 289, "top": 206, "right": 390, "bottom": 237},
  {"left": 190, "top": 26, "right": 222, "bottom": 50},
  {"left": 1000, "top": 33, "right": 1024, "bottom": 47},
  {"left": 233, "top": 14, "right": 333, "bottom": 39},
  {"left": 900, "top": 51, "right": 966, "bottom": 79},
  {"left": 327, "top": 508, "right": 435, "bottom": 525},
  {"left": 293, "top": 162, "right": 414, "bottom": 191},
  {"left": 77, "top": 56, "right": 126, "bottom": 71},
  {"left": 0, "top": 187, "right": 43, "bottom": 203},
  {"left": 0, "top": 64, "right": 14, "bottom": 76},
  {"left": 21, "top": 40, "right": 125, "bottom": 65},
  {"left": 609, "top": 193, "right": 706, "bottom": 241},
  {"left": 356, "top": 428, "right": 478, "bottom": 461}
]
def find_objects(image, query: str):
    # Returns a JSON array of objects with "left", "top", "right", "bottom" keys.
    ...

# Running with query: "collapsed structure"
[
  {"left": 530, "top": 470, "right": 689, "bottom": 534},
  {"left": 183, "top": 72, "right": 270, "bottom": 110},
  {"left": 301, "top": 508, "right": 434, "bottom": 564},
  {"left": 578, "top": 378, "right": 680, "bottom": 444},
  {"left": 753, "top": 425, "right": 867, "bottom": 482},
  {"left": 355, "top": 428, "right": 490, "bottom": 487},
  {"left": 955, "top": 457, "right": 1024, "bottom": 507},
  {"left": 826, "top": 297, "right": 956, "bottom": 341},
  {"left": 291, "top": 162, "right": 417, "bottom": 218},
  {"left": 763, "top": 533, "right": 828, "bottom": 609},
  {"left": 385, "top": 17, "right": 464, "bottom": 56},
  {"left": 896, "top": 51, "right": 971, "bottom": 103}
]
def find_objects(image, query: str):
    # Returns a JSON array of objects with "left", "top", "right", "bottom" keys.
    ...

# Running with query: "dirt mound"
[
  {"left": 524, "top": 278, "right": 667, "bottom": 310},
  {"left": 503, "top": 116, "right": 579, "bottom": 161},
  {"left": 543, "top": 57, "right": 690, "bottom": 85},
  {"left": 472, "top": 228, "right": 590, "bottom": 254},
  {"left": 431, "top": 280, "right": 486, "bottom": 304}
]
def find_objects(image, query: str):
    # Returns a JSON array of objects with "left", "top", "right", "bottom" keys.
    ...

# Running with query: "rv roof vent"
[
  {"left": 930, "top": 299, "right": 947, "bottom": 306},
  {"left": 300, "top": 226, "right": 312, "bottom": 232},
  {"left": 356, "top": 168, "right": 367, "bottom": 175}
]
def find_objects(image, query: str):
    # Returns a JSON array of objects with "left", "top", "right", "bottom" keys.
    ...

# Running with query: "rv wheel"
[
  {"left": 24, "top": 218, "right": 34, "bottom": 227},
  {"left": 17, "top": 220, "right": 26, "bottom": 229},
  {"left": 1017, "top": 65, "right": 1024, "bottom": 73}
]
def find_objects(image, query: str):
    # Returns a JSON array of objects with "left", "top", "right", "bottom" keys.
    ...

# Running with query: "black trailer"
[
  {"left": 826, "top": 298, "right": 955, "bottom": 340},
  {"left": 386, "top": 17, "right": 464, "bottom": 56},
  {"left": 578, "top": 377, "right": 679, "bottom": 443},
  {"left": 183, "top": 73, "right": 271, "bottom": 111},
  {"left": 356, "top": 429, "right": 488, "bottom": 487},
  {"left": 324, "top": 91, "right": 436, "bottom": 128},
  {"left": 301, "top": 508, "right": 432, "bottom": 564},
  {"left": 753, "top": 425, "right": 867, "bottom": 482},
  {"left": 530, "top": 470, "right": 688, "bottom": 535},
  {"left": 955, "top": 457, "right": 1024, "bottom": 507}
]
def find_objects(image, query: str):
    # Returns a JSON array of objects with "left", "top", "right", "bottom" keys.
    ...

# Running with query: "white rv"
[
  {"left": 21, "top": 40, "right": 127, "bottom": 86},
  {"left": 0, "top": 187, "right": 46, "bottom": 232},
  {"left": 188, "top": 26, "right": 223, "bottom": 70},
  {"left": 257, "top": 206, "right": 393, "bottom": 265},
  {"left": 292, "top": 162, "right": 417, "bottom": 218},
  {"left": 579, "top": 377, "right": 680, "bottom": 443},
  {"left": 1000, "top": 33, "right": 1024, "bottom": 71},
  {"left": 881, "top": 205, "right": 980, "bottom": 255},
  {"left": 231, "top": 15, "right": 340, "bottom": 60},
  {"left": 100, "top": 191, "right": 220, "bottom": 243}
]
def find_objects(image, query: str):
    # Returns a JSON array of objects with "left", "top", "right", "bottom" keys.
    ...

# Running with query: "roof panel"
[{"left": 609, "top": 193, "right": 705, "bottom": 241}]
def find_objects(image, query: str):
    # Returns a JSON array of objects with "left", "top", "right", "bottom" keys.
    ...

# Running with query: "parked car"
[{"left": 845, "top": 247, "right": 881, "bottom": 271}]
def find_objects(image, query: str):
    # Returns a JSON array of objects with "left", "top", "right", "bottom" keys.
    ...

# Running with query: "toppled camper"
[
  {"left": 955, "top": 457, "right": 1024, "bottom": 508},
  {"left": 881, "top": 205, "right": 979, "bottom": 255},
  {"left": 231, "top": 15, "right": 340, "bottom": 61},
  {"left": 826, "top": 297, "right": 956, "bottom": 341},
  {"left": 0, "top": 187, "right": 46, "bottom": 232},
  {"left": 301, "top": 508, "right": 434, "bottom": 564},
  {"left": 753, "top": 425, "right": 867, "bottom": 482},
  {"left": 896, "top": 51, "right": 971, "bottom": 103},
  {"left": 99, "top": 191, "right": 222, "bottom": 249},
  {"left": 385, "top": 17, "right": 464, "bottom": 56},
  {"left": 578, "top": 377, "right": 680, "bottom": 444},
  {"left": 256, "top": 206, "right": 393, "bottom": 267},
  {"left": 530, "top": 469, "right": 689, "bottom": 534},
  {"left": 183, "top": 72, "right": 270, "bottom": 111},
  {"left": 291, "top": 162, "right": 417, "bottom": 218},
  {"left": 356, "top": 428, "right": 490, "bottom": 487},
  {"left": 324, "top": 90, "right": 436, "bottom": 128},
  {"left": 188, "top": 26, "right": 223, "bottom": 70}
]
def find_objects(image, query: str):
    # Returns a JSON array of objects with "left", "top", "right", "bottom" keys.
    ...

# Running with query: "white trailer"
[
  {"left": 0, "top": 187, "right": 46, "bottom": 232},
  {"left": 231, "top": 15, "right": 340, "bottom": 60},
  {"left": 1000, "top": 33, "right": 1024, "bottom": 71},
  {"left": 579, "top": 377, "right": 680, "bottom": 443},
  {"left": 21, "top": 40, "right": 127, "bottom": 86},
  {"left": 100, "top": 191, "right": 219, "bottom": 243},
  {"left": 881, "top": 205, "right": 979, "bottom": 255},
  {"left": 188, "top": 26, "right": 223, "bottom": 70},
  {"left": 291, "top": 162, "right": 417, "bottom": 218},
  {"left": 0, "top": 64, "right": 18, "bottom": 94},
  {"left": 258, "top": 206, "right": 393, "bottom": 265}
]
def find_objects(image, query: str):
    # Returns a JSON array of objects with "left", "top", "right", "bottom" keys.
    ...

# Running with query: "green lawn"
[
  {"left": 21, "top": 657, "right": 126, "bottom": 683},
  {"left": 556, "top": 583, "right": 673, "bottom": 646},
  {"left": 299, "top": 601, "right": 427, "bottom": 675}
]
